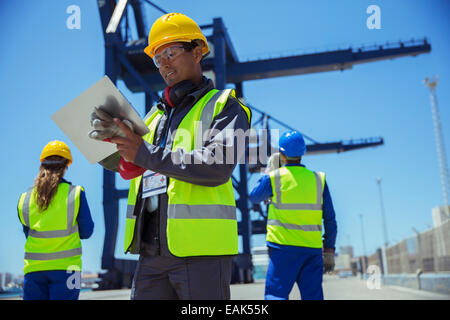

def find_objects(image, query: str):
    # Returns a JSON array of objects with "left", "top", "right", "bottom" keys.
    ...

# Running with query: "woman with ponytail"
[{"left": 17, "top": 141, "right": 94, "bottom": 300}]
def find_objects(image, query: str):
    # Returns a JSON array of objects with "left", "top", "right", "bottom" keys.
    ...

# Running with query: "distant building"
[
  {"left": 339, "top": 245, "right": 354, "bottom": 258},
  {"left": 335, "top": 254, "right": 352, "bottom": 271},
  {"left": 0, "top": 273, "right": 13, "bottom": 291},
  {"left": 432, "top": 205, "right": 450, "bottom": 227}
]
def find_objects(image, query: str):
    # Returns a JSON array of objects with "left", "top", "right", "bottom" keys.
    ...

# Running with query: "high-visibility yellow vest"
[
  {"left": 124, "top": 89, "right": 251, "bottom": 257},
  {"left": 267, "top": 166, "right": 325, "bottom": 248},
  {"left": 17, "top": 183, "right": 82, "bottom": 275}
]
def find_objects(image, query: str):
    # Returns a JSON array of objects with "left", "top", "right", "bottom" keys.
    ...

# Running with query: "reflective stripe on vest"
[
  {"left": 267, "top": 166, "right": 325, "bottom": 248},
  {"left": 267, "top": 219, "right": 322, "bottom": 232},
  {"left": 18, "top": 183, "right": 82, "bottom": 274},
  {"left": 167, "top": 204, "right": 237, "bottom": 220},
  {"left": 24, "top": 248, "right": 82, "bottom": 260},
  {"left": 126, "top": 204, "right": 135, "bottom": 219},
  {"left": 124, "top": 89, "right": 251, "bottom": 256}
]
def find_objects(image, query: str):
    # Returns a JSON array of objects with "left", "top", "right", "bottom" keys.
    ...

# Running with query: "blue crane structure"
[{"left": 95, "top": 0, "right": 431, "bottom": 289}]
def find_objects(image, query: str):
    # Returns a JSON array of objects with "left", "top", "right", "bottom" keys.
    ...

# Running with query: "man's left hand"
[
  {"left": 110, "top": 118, "right": 143, "bottom": 163},
  {"left": 323, "top": 248, "right": 335, "bottom": 273}
]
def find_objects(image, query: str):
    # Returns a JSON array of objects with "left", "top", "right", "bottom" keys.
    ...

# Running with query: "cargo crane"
[{"left": 95, "top": 0, "right": 431, "bottom": 289}]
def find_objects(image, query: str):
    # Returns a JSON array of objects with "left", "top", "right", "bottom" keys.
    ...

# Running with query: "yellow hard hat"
[
  {"left": 144, "top": 12, "right": 210, "bottom": 59},
  {"left": 40, "top": 140, "right": 72, "bottom": 166}
]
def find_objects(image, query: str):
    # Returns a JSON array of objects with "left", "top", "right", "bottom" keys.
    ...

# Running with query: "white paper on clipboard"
[{"left": 51, "top": 76, "right": 149, "bottom": 164}]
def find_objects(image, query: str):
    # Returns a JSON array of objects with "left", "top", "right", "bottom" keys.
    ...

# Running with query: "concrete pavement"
[
  {"left": 3, "top": 275, "right": 449, "bottom": 300},
  {"left": 77, "top": 275, "right": 450, "bottom": 300}
]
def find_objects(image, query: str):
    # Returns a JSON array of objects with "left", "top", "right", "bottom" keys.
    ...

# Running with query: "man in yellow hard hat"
[{"left": 92, "top": 13, "right": 251, "bottom": 300}]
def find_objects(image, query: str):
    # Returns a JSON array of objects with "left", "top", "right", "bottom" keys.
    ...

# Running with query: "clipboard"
[{"left": 51, "top": 76, "right": 149, "bottom": 164}]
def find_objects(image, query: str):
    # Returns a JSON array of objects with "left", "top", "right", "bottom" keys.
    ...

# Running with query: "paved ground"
[
  {"left": 3, "top": 275, "right": 449, "bottom": 300},
  {"left": 318, "top": 275, "right": 449, "bottom": 300},
  {"left": 77, "top": 275, "right": 450, "bottom": 300}
]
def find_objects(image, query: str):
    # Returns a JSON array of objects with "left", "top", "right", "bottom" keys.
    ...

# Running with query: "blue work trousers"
[
  {"left": 23, "top": 270, "right": 80, "bottom": 300},
  {"left": 265, "top": 246, "right": 324, "bottom": 300}
]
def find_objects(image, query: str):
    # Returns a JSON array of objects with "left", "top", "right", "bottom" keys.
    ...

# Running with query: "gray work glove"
[
  {"left": 323, "top": 249, "right": 335, "bottom": 273},
  {"left": 88, "top": 106, "right": 134, "bottom": 141}
]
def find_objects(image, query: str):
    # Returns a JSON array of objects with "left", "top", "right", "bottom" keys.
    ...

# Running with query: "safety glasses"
[{"left": 153, "top": 46, "right": 186, "bottom": 68}]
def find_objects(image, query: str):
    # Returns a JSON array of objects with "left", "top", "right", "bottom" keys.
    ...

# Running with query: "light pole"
[
  {"left": 412, "top": 227, "right": 422, "bottom": 273},
  {"left": 376, "top": 178, "right": 389, "bottom": 274},
  {"left": 424, "top": 76, "right": 450, "bottom": 215},
  {"left": 359, "top": 214, "right": 368, "bottom": 275},
  {"left": 376, "top": 178, "right": 389, "bottom": 247},
  {"left": 359, "top": 214, "right": 367, "bottom": 256}
]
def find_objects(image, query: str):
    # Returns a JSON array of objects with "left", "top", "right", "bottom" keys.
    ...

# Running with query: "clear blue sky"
[{"left": 1, "top": 0, "right": 449, "bottom": 275}]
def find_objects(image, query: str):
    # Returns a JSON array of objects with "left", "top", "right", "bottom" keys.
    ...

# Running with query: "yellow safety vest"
[
  {"left": 17, "top": 183, "right": 82, "bottom": 275},
  {"left": 124, "top": 88, "right": 251, "bottom": 257},
  {"left": 267, "top": 166, "right": 325, "bottom": 248}
]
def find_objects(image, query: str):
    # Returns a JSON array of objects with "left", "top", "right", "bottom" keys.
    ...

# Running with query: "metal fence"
[{"left": 385, "top": 219, "right": 450, "bottom": 273}]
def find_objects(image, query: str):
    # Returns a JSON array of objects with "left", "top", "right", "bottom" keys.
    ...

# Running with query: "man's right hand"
[
  {"left": 88, "top": 106, "right": 134, "bottom": 141},
  {"left": 265, "top": 152, "right": 281, "bottom": 173}
]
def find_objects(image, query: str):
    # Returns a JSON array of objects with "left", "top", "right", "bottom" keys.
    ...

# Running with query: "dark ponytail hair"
[{"left": 34, "top": 155, "right": 68, "bottom": 212}]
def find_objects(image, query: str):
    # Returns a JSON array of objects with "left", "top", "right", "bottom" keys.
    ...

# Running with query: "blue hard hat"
[{"left": 279, "top": 130, "right": 306, "bottom": 157}]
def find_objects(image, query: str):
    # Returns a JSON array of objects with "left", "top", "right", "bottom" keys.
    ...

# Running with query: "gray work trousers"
[{"left": 131, "top": 254, "right": 233, "bottom": 300}]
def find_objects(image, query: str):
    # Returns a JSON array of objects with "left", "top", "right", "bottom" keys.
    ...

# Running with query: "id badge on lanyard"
[{"left": 142, "top": 170, "right": 167, "bottom": 198}]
